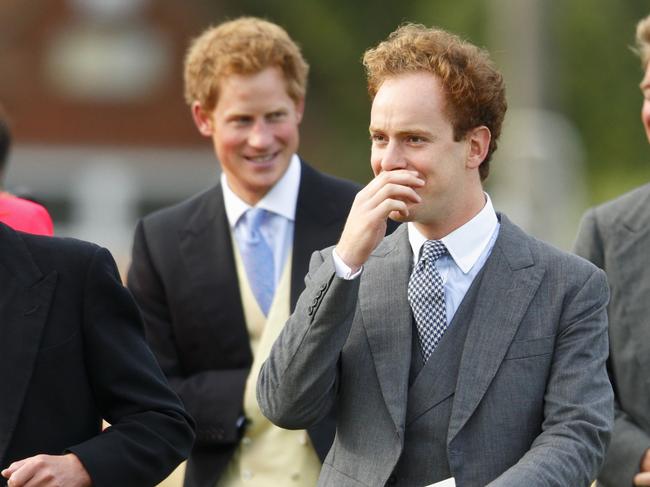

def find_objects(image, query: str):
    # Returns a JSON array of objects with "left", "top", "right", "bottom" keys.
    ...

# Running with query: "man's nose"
[
  {"left": 248, "top": 121, "right": 273, "bottom": 148},
  {"left": 380, "top": 142, "right": 407, "bottom": 172}
]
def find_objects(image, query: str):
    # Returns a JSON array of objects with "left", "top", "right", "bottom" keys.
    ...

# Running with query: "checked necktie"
[
  {"left": 407, "top": 239, "right": 448, "bottom": 362},
  {"left": 239, "top": 208, "right": 275, "bottom": 316}
]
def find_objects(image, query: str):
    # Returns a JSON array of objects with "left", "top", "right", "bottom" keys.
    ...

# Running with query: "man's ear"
[
  {"left": 191, "top": 101, "right": 213, "bottom": 137},
  {"left": 293, "top": 98, "right": 305, "bottom": 124},
  {"left": 466, "top": 126, "right": 491, "bottom": 170},
  {"left": 294, "top": 97, "right": 305, "bottom": 124}
]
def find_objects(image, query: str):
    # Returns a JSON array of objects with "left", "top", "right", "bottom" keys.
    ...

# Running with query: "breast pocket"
[
  {"left": 504, "top": 335, "right": 555, "bottom": 360},
  {"left": 37, "top": 331, "right": 81, "bottom": 363}
]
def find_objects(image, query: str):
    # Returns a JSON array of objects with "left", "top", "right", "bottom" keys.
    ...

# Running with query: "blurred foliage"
[
  {"left": 191, "top": 0, "right": 649, "bottom": 204},
  {"left": 552, "top": 0, "right": 650, "bottom": 203}
]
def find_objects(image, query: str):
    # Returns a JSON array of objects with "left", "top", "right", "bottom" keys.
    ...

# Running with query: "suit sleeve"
[
  {"left": 574, "top": 209, "right": 650, "bottom": 486},
  {"left": 67, "top": 246, "right": 195, "bottom": 487},
  {"left": 127, "top": 220, "right": 249, "bottom": 446},
  {"left": 257, "top": 248, "right": 359, "bottom": 429},
  {"left": 487, "top": 264, "right": 613, "bottom": 486}
]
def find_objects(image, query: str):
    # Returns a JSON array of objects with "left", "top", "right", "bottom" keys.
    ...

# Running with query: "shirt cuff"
[{"left": 332, "top": 248, "right": 363, "bottom": 280}]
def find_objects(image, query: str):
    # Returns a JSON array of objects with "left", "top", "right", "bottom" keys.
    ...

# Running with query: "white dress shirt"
[
  {"left": 222, "top": 154, "right": 301, "bottom": 286},
  {"left": 407, "top": 194, "right": 499, "bottom": 323},
  {"left": 334, "top": 194, "right": 499, "bottom": 324}
]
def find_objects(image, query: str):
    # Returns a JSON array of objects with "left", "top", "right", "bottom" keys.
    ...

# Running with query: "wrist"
[
  {"left": 66, "top": 453, "right": 92, "bottom": 487},
  {"left": 333, "top": 246, "right": 362, "bottom": 273}
]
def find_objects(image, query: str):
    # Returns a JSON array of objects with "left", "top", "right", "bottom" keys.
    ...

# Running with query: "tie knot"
[
  {"left": 421, "top": 239, "right": 447, "bottom": 263},
  {"left": 241, "top": 207, "right": 269, "bottom": 242}
]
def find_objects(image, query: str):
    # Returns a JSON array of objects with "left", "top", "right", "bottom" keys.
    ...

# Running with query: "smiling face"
[
  {"left": 193, "top": 66, "right": 304, "bottom": 205},
  {"left": 369, "top": 71, "right": 488, "bottom": 238},
  {"left": 641, "top": 63, "right": 650, "bottom": 145}
]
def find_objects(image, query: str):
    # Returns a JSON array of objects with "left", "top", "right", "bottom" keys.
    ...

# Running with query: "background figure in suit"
[
  {"left": 0, "top": 222, "right": 194, "bottom": 487},
  {"left": 574, "top": 14, "right": 650, "bottom": 487},
  {"left": 258, "top": 23, "right": 613, "bottom": 487},
  {"left": 127, "top": 17, "right": 360, "bottom": 487},
  {"left": 0, "top": 108, "right": 53, "bottom": 236}
]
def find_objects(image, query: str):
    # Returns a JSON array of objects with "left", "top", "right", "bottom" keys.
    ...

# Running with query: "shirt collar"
[
  {"left": 407, "top": 193, "right": 498, "bottom": 274},
  {"left": 222, "top": 154, "right": 301, "bottom": 228}
]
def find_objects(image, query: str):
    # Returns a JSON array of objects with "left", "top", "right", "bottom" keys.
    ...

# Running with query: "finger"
[
  {"left": 635, "top": 472, "right": 650, "bottom": 486},
  {"left": 361, "top": 170, "right": 424, "bottom": 199},
  {"left": 388, "top": 209, "right": 409, "bottom": 222},
  {"left": 351, "top": 174, "right": 423, "bottom": 218},
  {"left": 3, "top": 458, "right": 29, "bottom": 476},
  {"left": 370, "top": 182, "right": 422, "bottom": 207},
  {"left": 6, "top": 457, "right": 40, "bottom": 487},
  {"left": 374, "top": 169, "right": 424, "bottom": 191},
  {"left": 355, "top": 178, "right": 422, "bottom": 214},
  {"left": 374, "top": 198, "right": 410, "bottom": 220}
]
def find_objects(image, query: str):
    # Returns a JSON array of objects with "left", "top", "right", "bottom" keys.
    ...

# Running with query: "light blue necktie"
[{"left": 239, "top": 208, "right": 275, "bottom": 316}]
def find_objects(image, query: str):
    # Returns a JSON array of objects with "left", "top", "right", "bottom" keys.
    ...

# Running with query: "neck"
[{"left": 415, "top": 189, "right": 486, "bottom": 240}]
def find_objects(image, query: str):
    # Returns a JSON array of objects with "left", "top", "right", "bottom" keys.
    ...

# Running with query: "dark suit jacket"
[
  {"left": 0, "top": 223, "right": 195, "bottom": 487},
  {"left": 574, "top": 183, "right": 650, "bottom": 487},
  {"left": 127, "top": 161, "right": 361, "bottom": 487}
]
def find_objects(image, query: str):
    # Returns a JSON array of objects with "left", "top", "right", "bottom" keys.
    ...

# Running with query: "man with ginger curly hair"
[
  {"left": 127, "top": 17, "right": 360, "bottom": 487},
  {"left": 259, "top": 23, "right": 613, "bottom": 486},
  {"left": 575, "top": 13, "right": 650, "bottom": 487}
]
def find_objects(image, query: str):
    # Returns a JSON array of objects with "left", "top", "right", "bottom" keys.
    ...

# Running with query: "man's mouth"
[{"left": 245, "top": 152, "right": 278, "bottom": 163}]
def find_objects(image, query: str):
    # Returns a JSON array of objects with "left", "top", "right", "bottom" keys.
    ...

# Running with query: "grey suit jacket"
[
  {"left": 259, "top": 214, "right": 613, "bottom": 487},
  {"left": 574, "top": 183, "right": 650, "bottom": 487}
]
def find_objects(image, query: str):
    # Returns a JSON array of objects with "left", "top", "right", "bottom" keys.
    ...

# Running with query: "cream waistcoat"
[{"left": 217, "top": 242, "right": 321, "bottom": 487}]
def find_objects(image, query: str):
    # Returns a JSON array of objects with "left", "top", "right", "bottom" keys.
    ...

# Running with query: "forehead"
[
  {"left": 370, "top": 72, "right": 451, "bottom": 130},
  {"left": 218, "top": 66, "right": 292, "bottom": 106}
]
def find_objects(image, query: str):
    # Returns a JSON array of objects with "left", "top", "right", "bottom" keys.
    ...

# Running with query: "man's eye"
[{"left": 232, "top": 117, "right": 252, "bottom": 125}]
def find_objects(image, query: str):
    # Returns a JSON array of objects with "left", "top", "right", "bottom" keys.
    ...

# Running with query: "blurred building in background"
[{"left": 0, "top": 0, "right": 216, "bottom": 269}]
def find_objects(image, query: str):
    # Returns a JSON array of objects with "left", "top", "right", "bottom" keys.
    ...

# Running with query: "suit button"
[{"left": 386, "top": 474, "right": 397, "bottom": 485}]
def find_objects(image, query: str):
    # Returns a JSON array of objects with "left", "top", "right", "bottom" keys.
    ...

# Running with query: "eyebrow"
[{"left": 368, "top": 126, "right": 432, "bottom": 137}]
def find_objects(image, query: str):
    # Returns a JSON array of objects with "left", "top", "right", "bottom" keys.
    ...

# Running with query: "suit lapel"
[
  {"left": 608, "top": 204, "right": 650, "bottom": 361},
  {"left": 448, "top": 216, "right": 545, "bottom": 442},
  {"left": 359, "top": 225, "right": 413, "bottom": 436},
  {"left": 178, "top": 186, "right": 250, "bottom": 353},
  {"left": 0, "top": 225, "right": 56, "bottom": 462}
]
